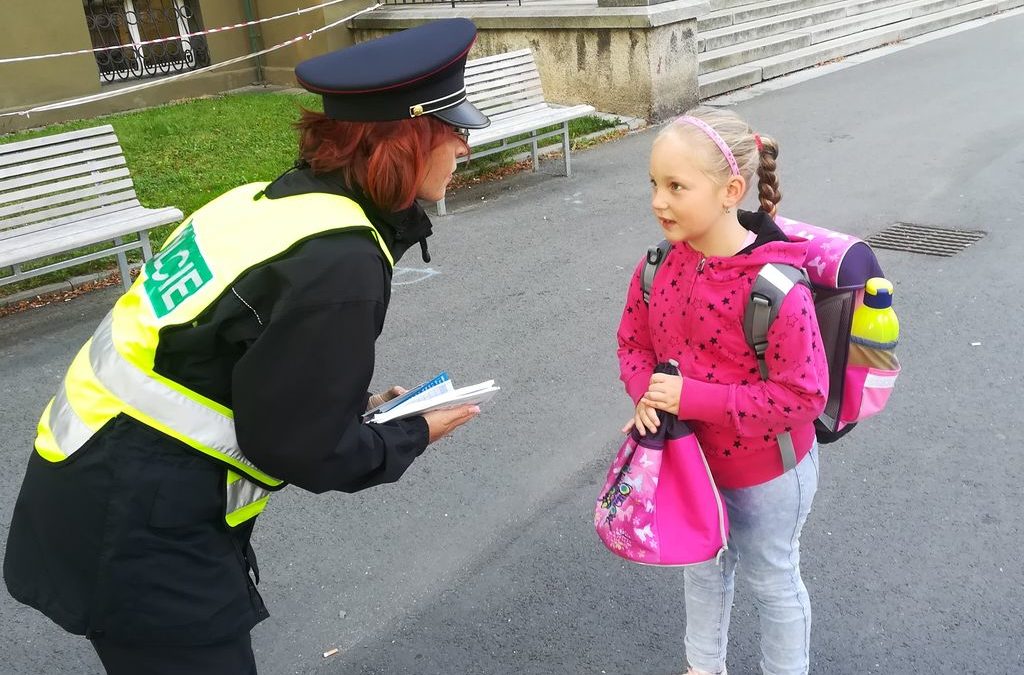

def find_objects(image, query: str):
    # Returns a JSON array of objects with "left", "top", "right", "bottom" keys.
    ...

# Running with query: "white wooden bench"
[
  {"left": 436, "top": 48, "right": 596, "bottom": 216},
  {"left": 1, "top": 124, "right": 182, "bottom": 293}
]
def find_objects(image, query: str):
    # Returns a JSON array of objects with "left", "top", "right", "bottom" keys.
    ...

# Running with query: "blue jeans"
[{"left": 683, "top": 446, "right": 819, "bottom": 675}]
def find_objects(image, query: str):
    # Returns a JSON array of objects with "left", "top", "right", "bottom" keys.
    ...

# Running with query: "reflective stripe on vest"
[
  {"left": 35, "top": 183, "right": 395, "bottom": 526},
  {"left": 226, "top": 471, "right": 271, "bottom": 528}
]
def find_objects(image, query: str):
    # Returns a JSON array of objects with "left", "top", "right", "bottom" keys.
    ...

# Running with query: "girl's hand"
[
  {"left": 642, "top": 373, "right": 682, "bottom": 416},
  {"left": 367, "top": 386, "right": 407, "bottom": 411},
  {"left": 622, "top": 399, "right": 661, "bottom": 436}
]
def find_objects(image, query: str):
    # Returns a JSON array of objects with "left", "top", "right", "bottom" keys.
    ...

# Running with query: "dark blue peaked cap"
[{"left": 295, "top": 18, "right": 489, "bottom": 129}]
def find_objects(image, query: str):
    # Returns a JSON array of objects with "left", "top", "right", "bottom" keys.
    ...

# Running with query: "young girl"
[{"left": 616, "top": 107, "right": 829, "bottom": 675}]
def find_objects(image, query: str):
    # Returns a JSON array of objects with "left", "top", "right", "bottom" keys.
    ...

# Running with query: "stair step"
[
  {"left": 708, "top": 0, "right": 764, "bottom": 11},
  {"left": 699, "top": 0, "right": 1024, "bottom": 97},
  {"left": 699, "top": 0, "right": 843, "bottom": 31},
  {"left": 699, "top": 0, "right": 909, "bottom": 52},
  {"left": 906, "top": 0, "right": 969, "bottom": 16},
  {"left": 699, "top": 64, "right": 765, "bottom": 98},
  {"left": 760, "top": 0, "right": 1021, "bottom": 77},
  {"left": 731, "top": 0, "right": 845, "bottom": 26},
  {"left": 803, "top": 4, "right": 916, "bottom": 43},
  {"left": 699, "top": 33, "right": 813, "bottom": 75}
]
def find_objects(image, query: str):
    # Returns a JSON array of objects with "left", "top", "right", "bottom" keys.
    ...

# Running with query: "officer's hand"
[
  {"left": 423, "top": 405, "right": 480, "bottom": 444},
  {"left": 367, "top": 386, "right": 407, "bottom": 411}
]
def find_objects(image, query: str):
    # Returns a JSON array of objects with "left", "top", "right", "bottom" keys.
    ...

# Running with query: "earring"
[{"left": 723, "top": 205, "right": 731, "bottom": 214}]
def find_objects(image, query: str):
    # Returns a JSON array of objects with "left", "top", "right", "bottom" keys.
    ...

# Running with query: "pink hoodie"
[{"left": 617, "top": 217, "right": 829, "bottom": 489}]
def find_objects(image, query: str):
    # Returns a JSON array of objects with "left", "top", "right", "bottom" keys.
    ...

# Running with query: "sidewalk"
[{"left": 2, "top": 12, "right": 1023, "bottom": 674}]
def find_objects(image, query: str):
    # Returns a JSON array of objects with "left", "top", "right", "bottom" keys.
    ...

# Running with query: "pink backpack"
[
  {"left": 772, "top": 217, "right": 900, "bottom": 443},
  {"left": 594, "top": 362, "right": 729, "bottom": 566},
  {"left": 640, "top": 216, "right": 901, "bottom": 470}
]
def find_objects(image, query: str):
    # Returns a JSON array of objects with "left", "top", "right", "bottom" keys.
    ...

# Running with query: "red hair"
[{"left": 294, "top": 109, "right": 465, "bottom": 212}]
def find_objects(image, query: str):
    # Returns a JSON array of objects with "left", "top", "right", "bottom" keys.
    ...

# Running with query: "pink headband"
[{"left": 674, "top": 115, "right": 740, "bottom": 176}]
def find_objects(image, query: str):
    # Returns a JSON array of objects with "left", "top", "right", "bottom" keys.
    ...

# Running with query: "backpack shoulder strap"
[
  {"left": 641, "top": 240, "right": 671, "bottom": 305},
  {"left": 743, "top": 263, "right": 810, "bottom": 473},
  {"left": 743, "top": 263, "right": 809, "bottom": 379}
]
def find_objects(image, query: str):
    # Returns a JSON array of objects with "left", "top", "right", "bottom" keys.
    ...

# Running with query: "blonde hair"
[{"left": 657, "top": 106, "right": 781, "bottom": 215}]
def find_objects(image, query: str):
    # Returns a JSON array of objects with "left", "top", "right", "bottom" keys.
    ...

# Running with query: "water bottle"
[{"left": 848, "top": 278, "right": 899, "bottom": 369}]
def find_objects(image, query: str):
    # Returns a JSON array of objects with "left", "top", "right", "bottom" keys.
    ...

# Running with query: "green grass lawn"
[{"left": 0, "top": 91, "right": 619, "bottom": 297}]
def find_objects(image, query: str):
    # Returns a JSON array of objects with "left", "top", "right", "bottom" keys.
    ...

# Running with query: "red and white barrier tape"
[{"left": 0, "top": 3, "right": 382, "bottom": 120}]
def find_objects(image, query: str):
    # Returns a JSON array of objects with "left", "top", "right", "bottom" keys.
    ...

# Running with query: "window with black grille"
[{"left": 83, "top": 0, "right": 210, "bottom": 83}]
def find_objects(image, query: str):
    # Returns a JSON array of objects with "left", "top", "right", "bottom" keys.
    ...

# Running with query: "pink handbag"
[{"left": 595, "top": 362, "right": 729, "bottom": 566}]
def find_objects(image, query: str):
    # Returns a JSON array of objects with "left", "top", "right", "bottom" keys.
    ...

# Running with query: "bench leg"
[
  {"left": 139, "top": 230, "right": 154, "bottom": 260},
  {"left": 436, "top": 196, "right": 448, "bottom": 217},
  {"left": 531, "top": 132, "right": 539, "bottom": 172},
  {"left": 562, "top": 123, "right": 572, "bottom": 177},
  {"left": 113, "top": 238, "right": 132, "bottom": 291}
]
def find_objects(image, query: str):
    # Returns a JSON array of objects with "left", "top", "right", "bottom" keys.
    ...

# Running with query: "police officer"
[{"left": 4, "top": 18, "right": 489, "bottom": 674}]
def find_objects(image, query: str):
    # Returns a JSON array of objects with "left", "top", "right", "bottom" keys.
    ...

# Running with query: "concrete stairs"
[{"left": 698, "top": 0, "right": 1023, "bottom": 97}]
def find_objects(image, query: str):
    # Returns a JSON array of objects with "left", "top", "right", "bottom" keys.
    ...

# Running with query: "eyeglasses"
[{"left": 453, "top": 127, "right": 471, "bottom": 143}]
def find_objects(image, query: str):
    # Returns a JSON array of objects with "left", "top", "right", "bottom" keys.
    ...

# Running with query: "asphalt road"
[{"left": 1, "top": 13, "right": 1022, "bottom": 674}]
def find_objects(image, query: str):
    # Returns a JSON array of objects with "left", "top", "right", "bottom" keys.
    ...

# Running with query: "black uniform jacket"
[{"left": 3, "top": 167, "right": 431, "bottom": 646}]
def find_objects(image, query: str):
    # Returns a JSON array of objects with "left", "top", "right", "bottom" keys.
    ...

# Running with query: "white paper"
[{"left": 368, "top": 379, "right": 499, "bottom": 424}]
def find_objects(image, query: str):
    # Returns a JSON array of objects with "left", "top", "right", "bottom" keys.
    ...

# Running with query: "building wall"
[
  {"left": 469, "top": 24, "right": 698, "bottom": 120},
  {"left": 0, "top": 0, "right": 291, "bottom": 133},
  {"left": 352, "top": 4, "right": 705, "bottom": 121},
  {"left": 0, "top": 0, "right": 101, "bottom": 114},
  {"left": 257, "top": 0, "right": 382, "bottom": 86}
]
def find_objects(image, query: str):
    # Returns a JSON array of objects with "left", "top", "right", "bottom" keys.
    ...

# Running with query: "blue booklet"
[
  {"left": 363, "top": 371, "right": 500, "bottom": 424},
  {"left": 362, "top": 372, "right": 451, "bottom": 419}
]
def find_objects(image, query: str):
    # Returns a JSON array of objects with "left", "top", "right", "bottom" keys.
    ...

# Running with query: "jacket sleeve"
[
  {"left": 678, "top": 285, "right": 829, "bottom": 435},
  {"left": 232, "top": 298, "right": 429, "bottom": 495},
  {"left": 617, "top": 259, "right": 657, "bottom": 404}
]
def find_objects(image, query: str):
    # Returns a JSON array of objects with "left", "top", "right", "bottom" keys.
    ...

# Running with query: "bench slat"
[
  {"left": 471, "top": 83, "right": 546, "bottom": 111},
  {"left": 0, "top": 204, "right": 167, "bottom": 244},
  {"left": 467, "top": 61, "right": 540, "bottom": 83},
  {"left": 485, "top": 102, "right": 556, "bottom": 122},
  {"left": 465, "top": 55, "right": 536, "bottom": 81},
  {"left": 0, "top": 193, "right": 140, "bottom": 237},
  {"left": 1, "top": 155, "right": 128, "bottom": 193},
  {"left": 0, "top": 145, "right": 126, "bottom": 181},
  {"left": 0, "top": 168, "right": 132, "bottom": 207},
  {"left": 467, "top": 73, "right": 542, "bottom": 99},
  {"left": 463, "top": 48, "right": 533, "bottom": 70},
  {"left": 474, "top": 92, "right": 550, "bottom": 119},
  {"left": 469, "top": 71, "right": 544, "bottom": 98},
  {"left": 0, "top": 124, "right": 115, "bottom": 157},
  {"left": 471, "top": 72, "right": 545, "bottom": 94},
  {"left": 0, "top": 133, "right": 121, "bottom": 170},
  {"left": 0, "top": 178, "right": 136, "bottom": 219},
  {"left": 474, "top": 95, "right": 548, "bottom": 117},
  {"left": 0, "top": 207, "right": 181, "bottom": 268},
  {"left": 469, "top": 105, "right": 596, "bottom": 146}
]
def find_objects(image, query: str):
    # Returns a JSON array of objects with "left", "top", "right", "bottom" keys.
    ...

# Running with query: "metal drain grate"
[{"left": 864, "top": 222, "right": 987, "bottom": 257}]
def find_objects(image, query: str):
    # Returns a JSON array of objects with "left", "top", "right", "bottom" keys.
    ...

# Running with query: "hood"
[{"left": 678, "top": 209, "right": 809, "bottom": 283}]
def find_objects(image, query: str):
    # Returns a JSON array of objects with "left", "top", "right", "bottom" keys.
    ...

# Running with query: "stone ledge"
[{"left": 351, "top": 0, "right": 709, "bottom": 29}]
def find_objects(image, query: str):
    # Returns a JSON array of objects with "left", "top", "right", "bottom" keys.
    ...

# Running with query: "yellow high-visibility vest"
[{"left": 34, "top": 183, "right": 395, "bottom": 527}]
